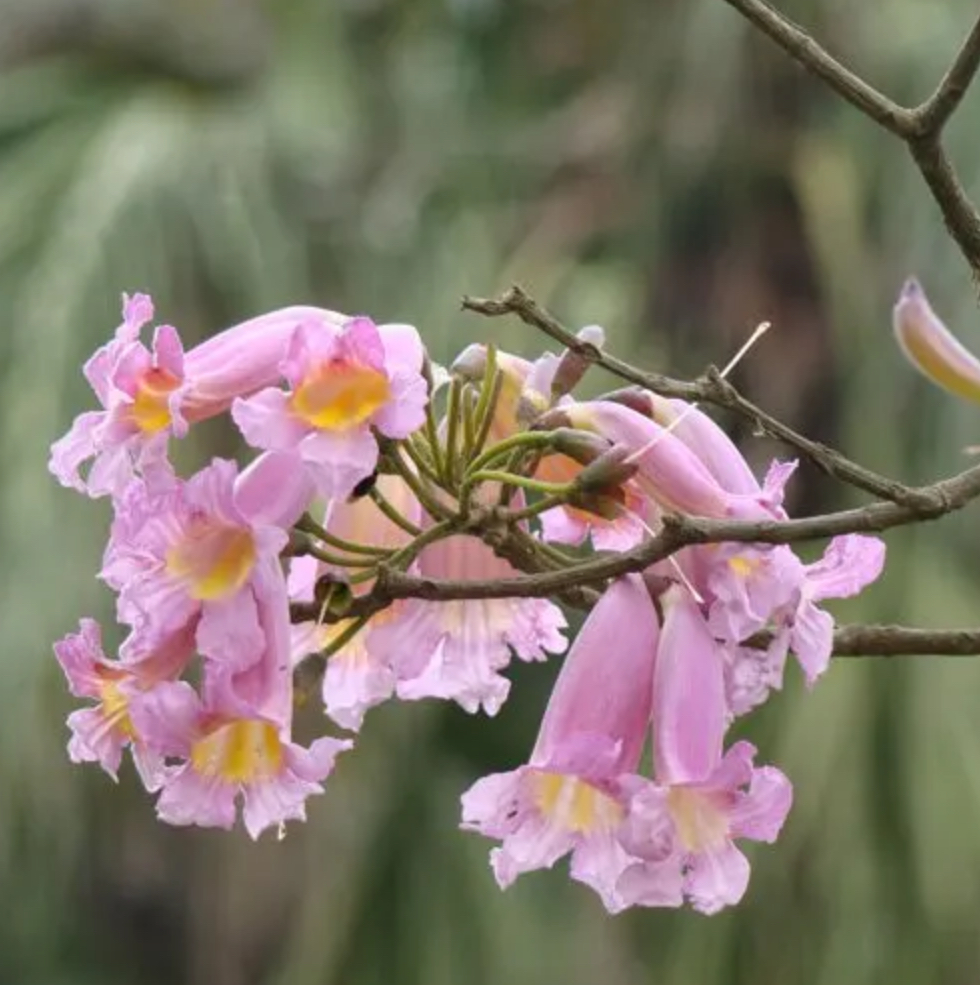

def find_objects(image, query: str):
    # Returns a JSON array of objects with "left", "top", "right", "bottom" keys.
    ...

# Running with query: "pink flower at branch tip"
[
  {"left": 460, "top": 575, "right": 658, "bottom": 911},
  {"left": 615, "top": 587, "right": 792, "bottom": 914},
  {"left": 49, "top": 293, "right": 347, "bottom": 499},
  {"left": 232, "top": 315, "right": 428, "bottom": 500}
]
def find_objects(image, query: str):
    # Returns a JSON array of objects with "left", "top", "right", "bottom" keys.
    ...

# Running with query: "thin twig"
[
  {"left": 719, "top": 0, "right": 912, "bottom": 136},
  {"left": 717, "top": 1, "right": 980, "bottom": 272},
  {"left": 910, "top": 12, "right": 980, "bottom": 135},
  {"left": 464, "top": 286, "right": 935, "bottom": 508}
]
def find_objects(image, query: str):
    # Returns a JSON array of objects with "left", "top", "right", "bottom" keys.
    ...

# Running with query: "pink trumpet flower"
[
  {"left": 50, "top": 293, "right": 347, "bottom": 499},
  {"left": 460, "top": 575, "right": 659, "bottom": 911},
  {"left": 130, "top": 677, "right": 351, "bottom": 839},
  {"left": 232, "top": 315, "right": 428, "bottom": 500},
  {"left": 617, "top": 588, "right": 793, "bottom": 914},
  {"left": 54, "top": 618, "right": 195, "bottom": 789}
]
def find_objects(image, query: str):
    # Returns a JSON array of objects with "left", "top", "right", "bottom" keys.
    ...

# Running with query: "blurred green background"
[{"left": 5, "top": 0, "right": 980, "bottom": 982}]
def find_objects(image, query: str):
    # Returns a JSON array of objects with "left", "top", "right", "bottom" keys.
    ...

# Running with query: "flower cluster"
[{"left": 51, "top": 290, "right": 886, "bottom": 914}]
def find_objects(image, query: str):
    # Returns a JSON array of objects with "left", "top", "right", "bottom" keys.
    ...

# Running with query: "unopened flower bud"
[
  {"left": 531, "top": 407, "right": 574, "bottom": 431},
  {"left": 548, "top": 428, "right": 615, "bottom": 465},
  {"left": 573, "top": 445, "right": 639, "bottom": 494},
  {"left": 893, "top": 277, "right": 980, "bottom": 404},
  {"left": 450, "top": 343, "right": 488, "bottom": 382},
  {"left": 597, "top": 386, "right": 655, "bottom": 417},
  {"left": 550, "top": 324, "right": 606, "bottom": 399}
]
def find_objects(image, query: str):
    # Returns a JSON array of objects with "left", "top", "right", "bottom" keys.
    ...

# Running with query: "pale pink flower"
[
  {"left": 51, "top": 294, "right": 342, "bottom": 499},
  {"left": 461, "top": 575, "right": 660, "bottom": 911},
  {"left": 54, "top": 618, "right": 194, "bottom": 789},
  {"left": 370, "top": 533, "right": 567, "bottom": 715},
  {"left": 103, "top": 458, "right": 295, "bottom": 697},
  {"left": 130, "top": 678, "right": 351, "bottom": 839},
  {"left": 232, "top": 315, "right": 427, "bottom": 499},
  {"left": 616, "top": 588, "right": 792, "bottom": 914},
  {"left": 50, "top": 294, "right": 184, "bottom": 497},
  {"left": 560, "top": 401, "right": 782, "bottom": 521}
]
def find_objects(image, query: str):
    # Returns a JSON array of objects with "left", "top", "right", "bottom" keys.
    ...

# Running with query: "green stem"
[
  {"left": 319, "top": 616, "right": 371, "bottom": 660},
  {"left": 422, "top": 357, "right": 445, "bottom": 480},
  {"left": 503, "top": 492, "right": 569, "bottom": 523},
  {"left": 384, "top": 444, "right": 454, "bottom": 521},
  {"left": 402, "top": 434, "right": 442, "bottom": 485},
  {"left": 466, "top": 430, "right": 556, "bottom": 478},
  {"left": 469, "top": 470, "right": 571, "bottom": 497},
  {"left": 444, "top": 378, "right": 463, "bottom": 484},
  {"left": 385, "top": 518, "right": 458, "bottom": 571},
  {"left": 470, "top": 371, "right": 503, "bottom": 464},
  {"left": 369, "top": 486, "right": 423, "bottom": 536},
  {"left": 461, "top": 385, "right": 478, "bottom": 460},
  {"left": 300, "top": 541, "right": 381, "bottom": 569},
  {"left": 295, "top": 513, "right": 390, "bottom": 557}
]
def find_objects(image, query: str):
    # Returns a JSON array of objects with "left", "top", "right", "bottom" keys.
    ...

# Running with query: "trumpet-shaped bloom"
[
  {"left": 618, "top": 742, "right": 792, "bottom": 914},
  {"left": 103, "top": 459, "right": 292, "bottom": 686},
  {"left": 130, "top": 678, "right": 351, "bottom": 839},
  {"left": 370, "top": 533, "right": 567, "bottom": 715},
  {"left": 893, "top": 277, "right": 980, "bottom": 404},
  {"left": 50, "top": 295, "right": 344, "bottom": 500},
  {"left": 559, "top": 401, "right": 782, "bottom": 521},
  {"left": 232, "top": 316, "right": 427, "bottom": 499},
  {"left": 50, "top": 294, "right": 185, "bottom": 497},
  {"left": 616, "top": 589, "right": 792, "bottom": 913},
  {"left": 54, "top": 618, "right": 194, "bottom": 788},
  {"left": 461, "top": 575, "right": 658, "bottom": 911}
]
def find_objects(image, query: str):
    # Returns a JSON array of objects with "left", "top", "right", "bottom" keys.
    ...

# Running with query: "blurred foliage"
[{"left": 5, "top": 0, "right": 980, "bottom": 982}]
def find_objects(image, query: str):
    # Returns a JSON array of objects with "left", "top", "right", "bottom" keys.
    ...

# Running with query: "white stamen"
[{"left": 624, "top": 321, "right": 771, "bottom": 466}]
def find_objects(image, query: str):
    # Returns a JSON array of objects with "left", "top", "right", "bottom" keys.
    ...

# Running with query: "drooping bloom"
[
  {"left": 103, "top": 458, "right": 294, "bottom": 698},
  {"left": 554, "top": 401, "right": 783, "bottom": 521},
  {"left": 232, "top": 315, "right": 428, "bottom": 500},
  {"left": 370, "top": 532, "right": 567, "bottom": 715},
  {"left": 893, "top": 277, "right": 980, "bottom": 404},
  {"left": 461, "top": 575, "right": 660, "bottom": 910},
  {"left": 289, "top": 474, "right": 422, "bottom": 730},
  {"left": 616, "top": 588, "right": 793, "bottom": 914},
  {"left": 50, "top": 293, "right": 345, "bottom": 499},
  {"left": 129, "top": 677, "right": 351, "bottom": 839},
  {"left": 54, "top": 618, "right": 194, "bottom": 788}
]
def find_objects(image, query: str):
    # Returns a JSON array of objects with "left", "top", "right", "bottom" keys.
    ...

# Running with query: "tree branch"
[
  {"left": 718, "top": 1, "right": 980, "bottom": 273},
  {"left": 291, "top": 451, "right": 980, "bottom": 627},
  {"left": 719, "top": 0, "right": 912, "bottom": 137},
  {"left": 912, "top": 12, "right": 980, "bottom": 135},
  {"left": 463, "top": 286, "right": 939, "bottom": 509}
]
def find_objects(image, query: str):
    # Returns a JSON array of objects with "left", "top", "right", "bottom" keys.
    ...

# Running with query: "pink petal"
[
  {"left": 729, "top": 766, "right": 793, "bottom": 843},
  {"left": 653, "top": 587, "right": 726, "bottom": 785},
  {"left": 49, "top": 411, "right": 105, "bottom": 493},
  {"left": 232, "top": 389, "right": 309, "bottom": 451},
  {"left": 805, "top": 534, "right": 886, "bottom": 602},
  {"left": 684, "top": 841, "right": 751, "bottom": 914},
  {"left": 234, "top": 450, "right": 314, "bottom": 529},
  {"left": 299, "top": 427, "right": 379, "bottom": 500}
]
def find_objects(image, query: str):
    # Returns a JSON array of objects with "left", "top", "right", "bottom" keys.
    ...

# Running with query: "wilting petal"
[{"left": 893, "top": 277, "right": 980, "bottom": 403}]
